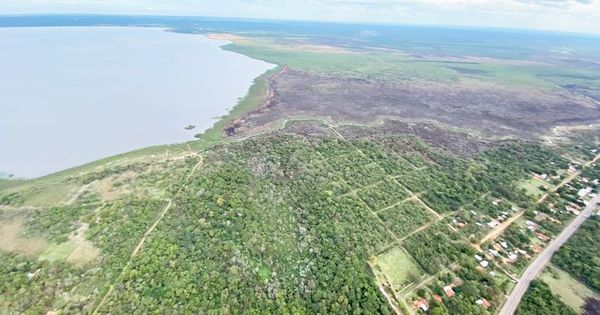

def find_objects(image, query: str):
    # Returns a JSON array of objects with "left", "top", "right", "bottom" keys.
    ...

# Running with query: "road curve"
[{"left": 499, "top": 194, "right": 600, "bottom": 315}]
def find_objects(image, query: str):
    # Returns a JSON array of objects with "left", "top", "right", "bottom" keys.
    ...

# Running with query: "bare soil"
[{"left": 0, "top": 219, "right": 48, "bottom": 256}]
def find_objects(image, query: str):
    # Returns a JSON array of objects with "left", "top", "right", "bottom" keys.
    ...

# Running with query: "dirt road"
[{"left": 499, "top": 194, "right": 600, "bottom": 315}]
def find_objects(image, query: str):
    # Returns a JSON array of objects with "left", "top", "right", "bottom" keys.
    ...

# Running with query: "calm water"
[{"left": 0, "top": 27, "right": 274, "bottom": 178}]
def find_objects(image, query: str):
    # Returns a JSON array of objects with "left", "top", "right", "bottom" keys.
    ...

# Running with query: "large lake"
[{"left": 0, "top": 27, "right": 274, "bottom": 178}]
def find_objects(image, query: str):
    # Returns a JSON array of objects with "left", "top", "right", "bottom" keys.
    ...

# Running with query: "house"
[
  {"left": 444, "top": 285, "right": 456, "bottom": 297},
  {"left": 535, "top": 232, "right": 551, "bottom": 242},
  {"left": 413, "top": 299, "right": 429, "bottom": 312},
  {"left": 566, "top": 205, "right": 581, "bottom": 215},
  {"left": 507, "top": 253, "right": 518, "bottom": 263},
  {"left": 530, "top": 244, "right": 543, "bottom": 254},
  {"left": 476, "top": 298, "right": 492, "bottom": 309},
  {"left": 487, "top": 220, "right": 500, "bottom": 228},
  {"left": 578, "top": 187, "right": 593, "bottom": 198},
  {"left": 525, "top": 220, "right": 537, "bottom": 227},
  {"left": 480, "top": 260, "right": 489, "bottom": 268}
]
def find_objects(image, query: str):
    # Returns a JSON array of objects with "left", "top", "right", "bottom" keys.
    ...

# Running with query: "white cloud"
[{"left": 1, "top": 0, "right": 599, "bottom": 34}]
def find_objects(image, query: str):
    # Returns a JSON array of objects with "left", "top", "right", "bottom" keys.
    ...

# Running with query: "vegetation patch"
[
  {"left": 517, "top": 280, "right": 576, "bottom": 315},
  {"left": 373, "top": 246, "right": 424, "bottom": 290},
  {"left": 357, "top": 178, "right": 410, "bottom": 211},
  {"left": 553, "top": 215, "right": 600, "bottom": 292},
  {"left": 0, "top": 219, "right": 48, "bottom": 256},
  {"left": 518, "top": 177, "right": 550, "bottom": 198},
  {"left": 376, "top": 200, "right": 435, "bottom": 236},
  {"left": 540, "top": 265, "right": 600, "bottom": 312}
]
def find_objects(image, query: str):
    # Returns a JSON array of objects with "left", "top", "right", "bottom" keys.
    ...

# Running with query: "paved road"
[{"left": 499, "top": 194, "right": 600, "bottom": 315}]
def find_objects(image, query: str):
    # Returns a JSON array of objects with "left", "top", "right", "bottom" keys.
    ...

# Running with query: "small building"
[
  {"left": 480, "top": 260, "right": 489, "bottom": 268},
  {"left": 413, "top": 298, "right": 429, "bottom": 312},
  {"left": 507, "top": 253, "right": 518, "bottom": 263},
  {"left": 433, "top": 294, "right": 443, "bottom": 303},
  {"left": 475, "top": 254, "right": 483, "bottom": 262},
  {"left": 530, "top": 244, "right": 543, "bottom": 254},
  {"left": 476, "top": 298, "right": 492, "bottom": 309},
  {"left": 500, "top": 241, "right": 509, "bottom": 249},
  {"left": 489, "top": 249, "right": 500, "bottom": 257},
  {"left": 525, "top": 220, "right": 537, "bottom": 227},
  {"left": 535, "top": 232, "right": 551, "bottom": 242},
  {"left": 578, "top": 187, "right": 593, "bottom": 198},
  {"left": 487, "top": 220, "right": 500, "bottom": 228},
  {"left": 444, "top": 285, "right": 456, "bottom": 297}
]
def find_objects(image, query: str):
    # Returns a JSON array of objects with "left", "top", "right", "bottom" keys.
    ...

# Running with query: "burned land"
[{"left": 230, "top": 69, "right": 600, "bottom": 139}]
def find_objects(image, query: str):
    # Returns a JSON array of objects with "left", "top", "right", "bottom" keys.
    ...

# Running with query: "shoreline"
[{"left": 0, "top": 28, "right": 275, "bottom": 180}]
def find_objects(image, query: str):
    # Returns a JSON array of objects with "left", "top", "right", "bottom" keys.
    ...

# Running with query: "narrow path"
[
  {"left": 414, "top": 196, "right": 442, "bottom": 219},
  {"left": 375, "top": 196, "right": 416, "bottom": 214},
  {"left": 65, "top": 183, "right": 91, "bottom": 205},
  {"left": 477, "top": 210, "right": 524, "bottom": 248},
  {"left": 92, "top": 154, "right": 203, "bottom": 314},
  {"left": 499, "top": 194, "right": 600, "bottom": 315},
  {"left": 377, "top": 285, "right": 402, "bottom": 315},
  {"left": 538, "top": 152, "right": 600, "bottom": 203}
]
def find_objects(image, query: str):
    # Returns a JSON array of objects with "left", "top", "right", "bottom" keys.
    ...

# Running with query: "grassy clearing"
[
  {"left": 0, "top": 219, "right": 48, "bottom": 256},
  {"left": 39, "top": 241, "right": 77, "bottom": 263},
  {"left": 518, "top": 177, "right": 550, "bottom": 198},
  {"left": 22, "top": 183, "right": 74, "bottom": 207},
  {"left": 540, "top": 265, "right": 600, "bottom": 312},
  {"left": 373, "top": 246, "right": 425, "bottom": 290},
  {"left": 0, "top": 179, "right": 24, "bottom": 191},
  {"left": 224, "top": 38, "right": 583, "bottom": 90}
]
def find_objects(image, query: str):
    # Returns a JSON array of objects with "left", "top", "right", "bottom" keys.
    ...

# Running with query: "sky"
[{"left": 1, "top": 0, "right": 599, "bottom": 35}]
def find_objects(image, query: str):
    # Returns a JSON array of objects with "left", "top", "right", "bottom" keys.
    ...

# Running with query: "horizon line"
[{"left": 1, "top": 12, "right": 599, "bottom": 38}]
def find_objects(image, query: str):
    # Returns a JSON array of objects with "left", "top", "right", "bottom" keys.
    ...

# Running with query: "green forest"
[
  {"left": 0, "top": 121, "right": 588, "bottom": 313},
  {"left": 553, "top": 216, "right": 600, "bottom": 292},
  {"left": 517, "top": 280, "right": 576, "bottom": 315}
]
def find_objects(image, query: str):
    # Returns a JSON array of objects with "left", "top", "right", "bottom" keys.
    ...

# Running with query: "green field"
[
  {"left": 373, "top": 246, "right": 425, "bottom": 290},
  {"left": 540, "top": 265, "right": 600, "bottom": 312},
  {"left": 518, "top": 177, "right": 550, "bottom": 198}
]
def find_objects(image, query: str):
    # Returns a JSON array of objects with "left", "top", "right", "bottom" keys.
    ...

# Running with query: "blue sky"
[{"left": 1, "top": 0, "right": 599, "bottom": 34}]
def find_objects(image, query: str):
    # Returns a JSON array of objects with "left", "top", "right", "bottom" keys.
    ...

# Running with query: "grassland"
[
  {"left": 372, "top": 247, "right": 425, "bottom": 290},
  {"left": 518, "top": 177, "right": 550, "bottom": 198},
  {"left": 540, "top": 265, "right": 600, "bottom": 312}
]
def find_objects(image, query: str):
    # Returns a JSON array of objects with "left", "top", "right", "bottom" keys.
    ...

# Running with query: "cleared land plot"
[
  {"left": 0, "top": 219, "right": 48, "bottom": 256},
  {"left": 373, "top": 246, "right": 425, "bottom": 290},
  {"left": 357, "top": 179, "right": 410, "bottom": 211},
  {"left": 541, "top": 265, "right": 600, "bottom": 312},
  {"left": 518, "top": 177, "right": 550, "bottom": 198},
  {"left": 377, "top": 200, "right": 435, "bottom": 236}
]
